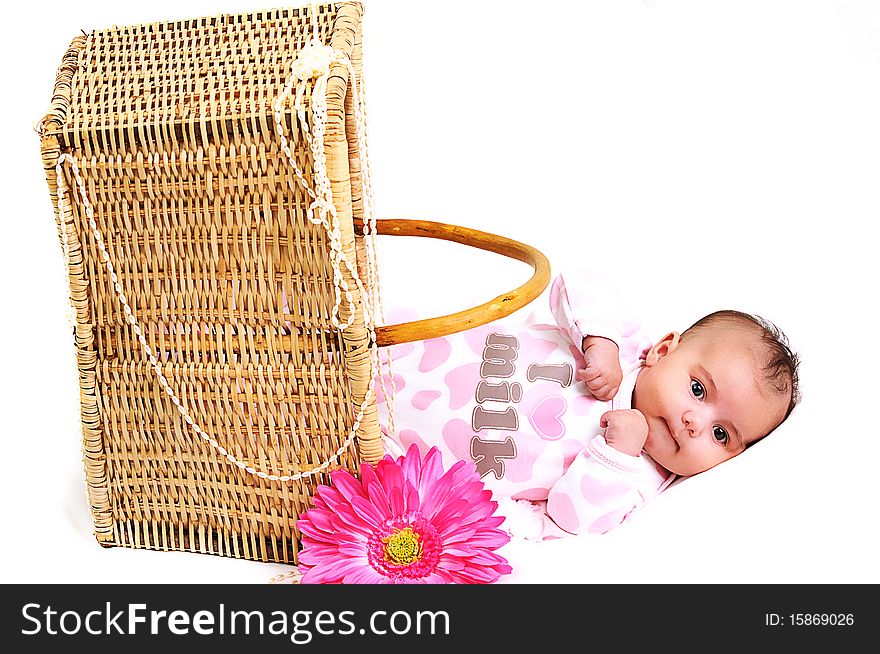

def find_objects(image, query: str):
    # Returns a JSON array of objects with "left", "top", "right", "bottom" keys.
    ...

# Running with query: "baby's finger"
[
  {"left": 593, "top": 385, "right": 613, "bottom": 401},
  {"left": 578, "top": 367, "right": 602, "bottom": 383},
  {"left": 603, "top": 382, "right": 621, "bottom": 399},
  {"left": 600, "top": 410, "right": 615, "bottom": 428}
]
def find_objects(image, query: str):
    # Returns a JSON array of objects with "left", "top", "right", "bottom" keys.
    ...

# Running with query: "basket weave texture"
[{"left": 39, "top": 2, "right": 380, "bottom": 564}]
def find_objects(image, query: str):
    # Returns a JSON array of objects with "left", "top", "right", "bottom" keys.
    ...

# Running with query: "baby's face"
[{"left": 632, "top": 327, "right": 788, "bottom": 477}]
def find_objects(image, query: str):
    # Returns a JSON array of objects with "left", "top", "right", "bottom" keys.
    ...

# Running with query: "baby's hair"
[{"left": 682, "top": 310, "right": 801, "bottom": 425}]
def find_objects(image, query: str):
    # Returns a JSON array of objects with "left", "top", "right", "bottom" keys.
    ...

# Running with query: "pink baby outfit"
[{"left": 377, "top": 273, "right": 677, "bottom": 539}]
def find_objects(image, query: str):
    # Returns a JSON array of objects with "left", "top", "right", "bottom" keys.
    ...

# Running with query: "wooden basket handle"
[{"left": 361, "top": 219, "right": 551, "bottom": 347}]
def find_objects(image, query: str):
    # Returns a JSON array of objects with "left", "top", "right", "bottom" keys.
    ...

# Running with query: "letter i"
[
  {"left": 475, "top": 380, "right": 523, "bottom": 404},
  {"left": 527, "top": 363, "right": 574, "bottom": 387}
]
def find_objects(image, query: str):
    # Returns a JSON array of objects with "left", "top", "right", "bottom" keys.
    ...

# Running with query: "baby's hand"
[
  {"left": 577, "top": 336, "right": 623, "bottom": 401},
  {"left": 600, "top": 409, "right": 649, "bottom": 457}
]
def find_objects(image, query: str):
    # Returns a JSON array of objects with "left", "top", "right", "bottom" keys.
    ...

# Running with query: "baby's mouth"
[{"left": 664, "top": 418, "right": 680, "bottom": 450}]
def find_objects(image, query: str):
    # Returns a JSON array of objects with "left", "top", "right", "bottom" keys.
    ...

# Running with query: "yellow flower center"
[{"left": 381, "top": 527, "right": 423, "bottom": 566}]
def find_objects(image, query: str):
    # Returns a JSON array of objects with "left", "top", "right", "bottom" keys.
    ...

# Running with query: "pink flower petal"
[
  {"left": 426, "top": 569, "right": 456, "bottom": 583},
  {"left": 316, "top": 505, "right": 373, "bottom": 537},
  {"left": 401, "top": 442, "right": 423, "bottom": 485},
  {"left": 387, "top": 487, "right": 405, "bottom": 516},
  {"left": 327, "top": 512, "right": 373, "bottom": 537},
  {"left": 298, "top": 545, "right": 350, "bottom": 566},
  {"left": 449, "top": 566, "right": 503, "bottom": 584},
  {"left": 300, "top": 508, "right": 335, "bottom": 533},
  {"left": 466, "top": 551, "right": 510, "bottom": 566},
  {"left": 404, "top": 482, "right": 421, "bottom": 514},
  {"left": 480, "top": 515, "right": 506, "bottom": 530},
  {"left": 364, "top": 480, "right": 392, "bottom": 518},
  {"left": 377, "top": 460, "right": 405, "bottom": 500},
  {"left": 418, "top": 447, "right": 446, "bottom": 492},
  {"left": 297, "top": 441, "right": 512, "bottom": 585},
  {"left": 441, "top": 527, "right": 479, "bottom": 544},
  {"left": 437, "top": 559, "right": 475, "bottom": 576},
  {"left": 348, "top": 495, "right": 386, "bottom": 528},
  {"left": 359, "top": 462, "right": 382, "bottom": 490},
  {"left": 296, "top": 519, "right": 335, "bottom": 541},
  {"left": 343, "top": 566, "right": 386, "bottom": 584},
  {"left": 330, "top": 470, "right": 368, "bottom": 504},
  {"left": 302, "top": 558, "right": 367, "bottom": 585},
  {"left": 458, "top": 530, "right": 510, "bottom": 548},
  {"left": 336, "top": 544, "right": 370, "bottom": 558},
  {"left": 431, "top": 498, "right": 470, "bottom": 528},
  {"left": 419, "top": 471, "right": 457, "bottom": 519}
]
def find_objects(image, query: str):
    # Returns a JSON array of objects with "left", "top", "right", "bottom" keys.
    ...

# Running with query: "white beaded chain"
[
  {"left": 52, "top": 3, "right": 397, "bottom": 482},
  {"left": 348, "top": 58, "right": 397, "bottom": 438},
  {"left": 274, "top": 1, "right": 397, "bottom": 436}
]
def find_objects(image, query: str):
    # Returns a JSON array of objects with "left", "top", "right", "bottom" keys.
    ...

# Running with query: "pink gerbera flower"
[{"left": 296, "top": 444, "right": 512, "bottom": 584}]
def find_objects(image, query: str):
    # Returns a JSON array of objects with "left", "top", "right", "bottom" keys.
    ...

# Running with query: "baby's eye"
[
  {"left": 713, "top": 425, "right": 729, "bottom": 444},
  {"left": 690, "top": 379, "right": 705, "bottom": 399}
]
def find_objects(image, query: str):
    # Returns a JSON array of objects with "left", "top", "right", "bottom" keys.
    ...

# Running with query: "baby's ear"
[{"left": 644, "top": 332, "right": 681, "bottom": 367}]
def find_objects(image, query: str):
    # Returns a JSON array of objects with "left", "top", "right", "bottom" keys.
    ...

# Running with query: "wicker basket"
[{"left": 38, "top": 1, "right": 550, "bottom": 564}]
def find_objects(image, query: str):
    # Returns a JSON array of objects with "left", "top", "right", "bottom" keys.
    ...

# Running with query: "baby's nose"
[{"left": 682, "top": 412, "right": 704, "bottom": 437}]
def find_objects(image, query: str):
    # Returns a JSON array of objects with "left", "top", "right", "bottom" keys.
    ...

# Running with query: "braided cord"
[{"left": 53, "top": 3, "right": 396, "bottom": 482}]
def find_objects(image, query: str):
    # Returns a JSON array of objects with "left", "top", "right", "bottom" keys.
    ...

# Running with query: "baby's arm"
[
  {"left": 547, "top": 274, "right": 638, "bottom": 401},
  {"left": 544, "top": 410, "right": 653, "bottom": 534},
  {"left": 545, "top": 435, "right": 648, "bottom": 535}
]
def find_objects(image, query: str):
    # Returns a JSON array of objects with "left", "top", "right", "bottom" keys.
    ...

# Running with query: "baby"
[{"left": 377, "top": 272, "right": 800, "bottom": 539}]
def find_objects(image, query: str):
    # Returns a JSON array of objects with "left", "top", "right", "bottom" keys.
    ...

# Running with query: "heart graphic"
[{"left": 528, "top": 396, "right": 567, "bottom": 441}]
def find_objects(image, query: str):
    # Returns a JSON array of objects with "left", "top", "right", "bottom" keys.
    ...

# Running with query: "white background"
[{"left": 1, "top": 0, "right": 878, "bottom": 584}]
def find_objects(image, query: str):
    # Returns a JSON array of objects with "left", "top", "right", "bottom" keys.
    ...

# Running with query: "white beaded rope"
[
  {"left": 51, "top": 5, "right": 397, "bottom": 481},
  {"left": 274, "top": 39, "right": 364, "bottom": 332},
  {"left": 344, "top": 55, "right": 398, "bottom": 438},
  {"left": 272, "top": 10, "right": 397, "bottom": 437},
  {"left": 55, "top": 153, "right": 370, "bottom": 482}
]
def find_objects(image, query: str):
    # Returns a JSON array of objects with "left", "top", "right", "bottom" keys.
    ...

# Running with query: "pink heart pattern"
[{"left": 528, "top": 395, "right": 567, "bottom": 441}]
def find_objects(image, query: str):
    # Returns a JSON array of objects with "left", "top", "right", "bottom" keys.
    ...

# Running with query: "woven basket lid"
[{"left": 44, "top": 2, "right": 362, "bottom": 151}]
